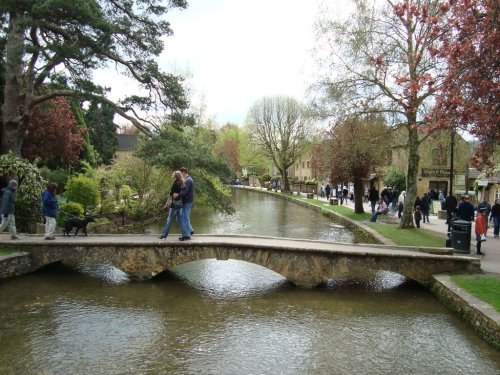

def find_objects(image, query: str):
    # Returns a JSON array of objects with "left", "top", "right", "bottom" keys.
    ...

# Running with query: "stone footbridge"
[{"left": 0, "top": 235, "right": 480, "bottom": 287}]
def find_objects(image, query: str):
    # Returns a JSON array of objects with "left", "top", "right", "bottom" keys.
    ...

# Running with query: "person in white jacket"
[{"left": 397, "top": 190, "right": 406, "bottom": 218}]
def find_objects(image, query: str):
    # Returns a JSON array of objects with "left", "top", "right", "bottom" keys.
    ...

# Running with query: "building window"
[
  {"left": 432, "top": 145, "right": 447, "bottom": 166},
  {"left": 307, "top": 161, "right": 310, "bottom": 168},
  {"left": 302, "top": 162, "right": 305, "bottom": 168}
]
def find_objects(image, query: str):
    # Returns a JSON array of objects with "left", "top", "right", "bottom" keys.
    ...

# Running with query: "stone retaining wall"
[
  {"left": 431, "top": 274, "right": 500, "bottom": 350},
  {"left": 0, "top": 253, "right": 32, "bottom": 280}
]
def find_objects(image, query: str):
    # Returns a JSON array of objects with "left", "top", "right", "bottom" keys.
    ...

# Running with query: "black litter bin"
[{"left": 452, "top": 219, "right": 472, "bottom": 254}]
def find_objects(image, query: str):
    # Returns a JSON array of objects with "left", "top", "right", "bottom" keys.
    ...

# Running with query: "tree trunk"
[
  {"left": 282, "top": 168, "right": 290, "bottom": 192},
  {"left": 1, "top": 14, "right": 28, "bottom": 156},
  {"left": 400, "top": 125, "right": 420, "bottom": 229},
  {"left": 353, "top": 175, "right": 365, "bottom": 213}
]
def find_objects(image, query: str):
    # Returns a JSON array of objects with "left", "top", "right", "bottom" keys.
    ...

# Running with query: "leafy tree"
[
  {"left": 0, "top": 0, "right": 189, "bottom": 156},
  {"left": 214, "top": 124, "right": 242, "bottom": 176},
  {"left": 21, "top": 97, "right": 86, "bottom": 167},
  {"left": 247, "top": 96, "right": 312, "bottom": 192},
  {"left": 84, "top": 100, "right": 118, "bottom": 165},
  {"left": 239, "top": 129, "right": 269, "bottom": 177},
  {"left": 383, "top": 167, "right": 406, "bottom": 193},
  {"left": 71, "top": 100, "right": 100, "bottom": 167},
  {"left": 113, "top": 156, "right": 170, "bottom": 215},
  {"left": 0, "top": 154, "right": 45, "bottom": 232},
  {"left": 39, "top": 167, "right": 72, "bottom": 191},
  {"left": 313, "top": 0, "right": 443, "bottom": 228},
  {"left": 313, "top": 114, "right": 389, "bottom": 213},
  {"left": 137, "top": 127, "right": 235, "bottom": 214},
  {"left": 429, "top": 0, "right": 500, "bottom": 169},
  {"left": 64, "top": 175, "right": 100, "bottom": 213}
]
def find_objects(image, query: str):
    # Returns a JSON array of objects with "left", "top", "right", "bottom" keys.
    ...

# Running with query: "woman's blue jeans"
[{"left": 161, "top": 208, "right": 184, "bottom": 237}]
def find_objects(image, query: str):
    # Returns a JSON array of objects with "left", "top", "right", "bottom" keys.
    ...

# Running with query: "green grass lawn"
[
  {"left": 452, "top": 274, "right": 500, "bottom": 312},
  {"left": 368, "top": 223, "right": 445, "bottom": 247},
  {"left": 294, "top": 196, "right": 373, "bottom": 221},
  {"left": 293, "top": 195, "right": 444, "bottom": 247}
]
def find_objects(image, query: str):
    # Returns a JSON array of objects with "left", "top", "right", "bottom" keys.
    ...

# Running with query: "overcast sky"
[{"left": 94, "top": 0, "right": 353, "bottom": 126}]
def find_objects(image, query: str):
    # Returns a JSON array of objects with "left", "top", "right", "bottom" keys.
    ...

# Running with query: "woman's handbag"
[
  {"left": 480, "top": 234, "right": 487, "bottom": 242},
  {"left": 163, "top": 196, "right": 172, "bottom": 210},
  {"left": 172, "top": 199, "right": 183, "bottom": 210}
]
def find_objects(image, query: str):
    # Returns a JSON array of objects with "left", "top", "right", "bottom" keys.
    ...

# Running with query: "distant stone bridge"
[{"left": 0, "top": 235, "right": 480, "bottom": 287}]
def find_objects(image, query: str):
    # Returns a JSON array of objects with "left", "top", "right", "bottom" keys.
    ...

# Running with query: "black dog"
[{"left": 63, "top": 216, "right": 95, "bottom": 236}]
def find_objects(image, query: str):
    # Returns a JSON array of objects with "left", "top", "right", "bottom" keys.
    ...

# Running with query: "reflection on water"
[
  {"left": 1, "top": 189, "right": 499, "bottom": 374},
  {"left": 1, "top": 261, "right": 499, "bottom": 375},
  {"left": 171, "top": 259, "right": 290, "bottom": 299},
  {"left": 148, "top": 188, "right": 358, "bottom": 242}
]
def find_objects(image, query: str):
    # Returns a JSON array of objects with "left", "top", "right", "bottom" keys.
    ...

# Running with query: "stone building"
[{"left": 389, "top": 130, "right": 472, "bottom": 198}]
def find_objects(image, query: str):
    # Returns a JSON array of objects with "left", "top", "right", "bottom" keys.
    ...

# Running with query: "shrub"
[
  {"left": 57, "top": 202, "right": 84, "bottom": 227},
  {"left": 259, "top": 173, "right": 272, "bottom": 184},
  {"left": 39, "top": 167, "right": 71, "bottom": 191},
  {"left": 0, "top": 154, "right": 45, "bottom": 232},
  {"left": 100, "top": 196, "right": 117, "bottom": 215},
  {"left": 120, "top": 184, "right": 132, "bottom": 206},
  {"left": 383, "top": 167, "right": 406, "bottom": 193},
  {"left": 64, "top": 175, "right": 100, "bottom": 213}
]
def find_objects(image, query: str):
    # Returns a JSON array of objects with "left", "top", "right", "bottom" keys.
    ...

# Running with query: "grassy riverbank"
[
  {"left": 294, "top": 195, "right": 444, "bottom": 247},
  {"left": 452, "top": 274, "right": 500, "bottom": 312}
]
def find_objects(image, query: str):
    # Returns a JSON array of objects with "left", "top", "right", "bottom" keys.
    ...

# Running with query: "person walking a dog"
[
  {"left": 159, "top": 170, "right": 190, "bottom": 240},
  {"left": 0, "top": 179, "right": 20, "bottom": 239},
  {"left": 42, "top": 182, "right": 59, "bottom": 240}
]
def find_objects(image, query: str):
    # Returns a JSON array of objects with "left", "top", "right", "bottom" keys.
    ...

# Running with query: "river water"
[
  {"left": 148, "top": 188, "right": 357, "bottom": 242},
  {"left": 1, "top": 188, "right": 499, "bottom": 374}
]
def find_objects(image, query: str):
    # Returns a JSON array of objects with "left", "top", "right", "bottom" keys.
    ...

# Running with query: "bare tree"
[
  {"left": 247, "top": 96, "right": 312, "bottom": 192},
  {"left": 313, "top": 0, "right": 444, "bottom": 228}
]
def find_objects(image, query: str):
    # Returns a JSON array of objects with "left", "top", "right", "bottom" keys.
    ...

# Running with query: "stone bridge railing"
[{"left": 0, "top": 235, "right": 480, "bottom": 287}]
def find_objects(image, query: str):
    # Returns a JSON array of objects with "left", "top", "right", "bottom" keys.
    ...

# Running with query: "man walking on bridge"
[{"left": 177, "top": 167, "right": 194, "bottom": 241}]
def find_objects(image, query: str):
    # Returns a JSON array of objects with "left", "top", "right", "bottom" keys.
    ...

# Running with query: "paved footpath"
[{"left": 317, "top": 197, "right": 500, "bottom": 275}]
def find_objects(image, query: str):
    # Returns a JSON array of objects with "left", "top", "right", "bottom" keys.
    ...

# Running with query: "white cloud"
[{"left": 94, "top": 0, "right": 354, "bottom": 126}]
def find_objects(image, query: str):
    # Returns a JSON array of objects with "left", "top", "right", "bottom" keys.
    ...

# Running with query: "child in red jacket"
[{"left": 475, "top": 207, "right": 487, "bottom": 256}]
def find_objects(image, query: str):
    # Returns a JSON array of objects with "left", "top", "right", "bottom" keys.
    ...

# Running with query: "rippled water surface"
[
  {"left": 148, "top": 188, "right": 357, "bottom": 242},
  {"left": 1, "top": 189, "right": 499, "bottom": 374},
  {"left": 1, "top": 264, "right": 499, "bottom": 375}
]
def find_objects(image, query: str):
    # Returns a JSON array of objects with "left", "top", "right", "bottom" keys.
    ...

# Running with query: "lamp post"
[
  {"left": 449, "top": 128, "right": 455, "bottom": 196},
  {"left": 446, "top": 128, "right": 455, "bottom": 242}
]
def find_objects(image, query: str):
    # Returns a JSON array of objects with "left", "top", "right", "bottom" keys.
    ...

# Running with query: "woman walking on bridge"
[
  {"left": 159, "top": 171, "right": 190, "bottom": 240},
  {"left": 42, "top": 182, "right": 59, "bottom": 240}
]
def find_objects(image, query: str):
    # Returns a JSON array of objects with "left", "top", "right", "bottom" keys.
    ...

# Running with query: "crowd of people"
[
  {"left": 320, "top": 182, "right": 499, "bottom": 256},
  {"left": 1, "top": 173, "right": 499, "bottom": 250},
  {"left": 0, "top": 167, "right": 196, "bottom": 242}
]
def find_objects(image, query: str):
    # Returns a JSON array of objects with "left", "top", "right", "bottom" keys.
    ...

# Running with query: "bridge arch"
[{"left": 20, "top": 236, "right": 480, "bottom": 288}]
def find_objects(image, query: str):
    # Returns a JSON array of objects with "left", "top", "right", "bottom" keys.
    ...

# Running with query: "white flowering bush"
[{"left": 0, "top": 154, "right": 45, "bottom": 232}]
